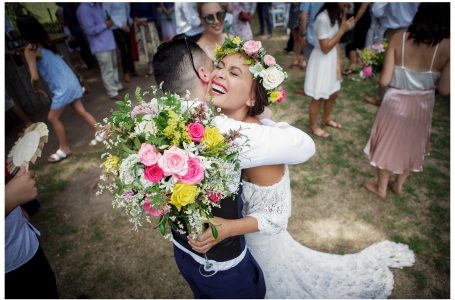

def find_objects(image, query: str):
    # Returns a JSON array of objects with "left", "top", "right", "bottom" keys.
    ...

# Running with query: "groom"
[{"left": 153, "top": 34, "right": 315, "bottom": 298}]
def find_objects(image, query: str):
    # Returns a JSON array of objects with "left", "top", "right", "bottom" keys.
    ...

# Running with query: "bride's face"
[{"left": 208, "top": 53, "right": 255, "bottom": 116}]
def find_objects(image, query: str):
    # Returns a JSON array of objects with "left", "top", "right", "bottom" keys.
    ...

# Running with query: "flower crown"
[{"left": 214, "top": 36, "right": 287, "bottom": 104}]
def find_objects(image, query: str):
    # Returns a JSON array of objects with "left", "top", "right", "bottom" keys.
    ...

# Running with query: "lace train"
[
  {"left": 246, "top": 231, "right": 415, "bottom": 299},
  {"left": 242, "top": 166, "right": 415, "bottom": 298}
]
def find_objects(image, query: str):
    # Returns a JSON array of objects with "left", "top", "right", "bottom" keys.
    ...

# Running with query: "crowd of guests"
[{"left": 5, "top": 2, "right": 450, "bottom": 297}]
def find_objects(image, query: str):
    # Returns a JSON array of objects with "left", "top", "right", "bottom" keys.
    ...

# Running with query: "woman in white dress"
[
  {"left": 304, "top": 3, "right": 355, "bottom": 138},
  {"left": 189, "top": 36, "right": 415, "bottom": 298}
]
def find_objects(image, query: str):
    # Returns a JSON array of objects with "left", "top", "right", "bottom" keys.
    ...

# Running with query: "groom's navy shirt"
[{"left": 172, "top": 186, "right": 244, "bottom": 262}]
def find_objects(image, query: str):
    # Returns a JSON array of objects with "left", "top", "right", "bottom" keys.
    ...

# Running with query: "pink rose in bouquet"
[
  {"left": 176, "top": 157, "right": 204, "bottom": 184},
  {"left": 207, "top": 191, "right": 222, "bottom": 203},
  {"left": 139, "top": 143, "right": 162, "bottom": 166},
  {"left": 158, "top": 146, "right": 189, "bottom": 176},
  {"left": 144, "top": 164, "right": 164, "bottom": 182},
  {"left": 187, "top": 123, "right": 205, "bottom": 142},
  {"left": 143, "top": 200, "right": 162, "bottom": 217}
]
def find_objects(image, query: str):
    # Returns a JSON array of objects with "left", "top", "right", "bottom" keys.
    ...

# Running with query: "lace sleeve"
[
  {"left": 247, "top": 209, "right": 289, "bottom": 235},
  {"left": 242, "top": 167, "right": 292, "bottom": 235}
]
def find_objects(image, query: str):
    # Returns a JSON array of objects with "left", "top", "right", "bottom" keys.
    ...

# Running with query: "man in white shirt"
[
  {"left": 175, "top": 3, "right": 204, "bottom": 41},
  {"left": 372, "top": 2, "right": 419, "bottom": 40},
  {"left": 152, "top": 35, "right": 315, "bottom": 298}
]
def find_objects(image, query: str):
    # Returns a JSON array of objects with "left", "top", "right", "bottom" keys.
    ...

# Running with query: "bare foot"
[
  {"left": 310, "top": 127, "right": 330, "bottom": 138},
  {"left": 364, "top": 181, "right": 386, "bottom": 198},
  {"left": 388, "top": 181, "right": 402, "bottom": 195},
  {"left": 364, "top": 96, "right": 380, "bottom": 106},
  {"left": 322, "top": 120, "right": 342, "bottom": 129}
]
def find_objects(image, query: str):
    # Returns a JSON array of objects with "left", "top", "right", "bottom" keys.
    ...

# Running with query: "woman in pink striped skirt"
[{"left": 363, "top": 3, "right": 450, "bottom": 198}]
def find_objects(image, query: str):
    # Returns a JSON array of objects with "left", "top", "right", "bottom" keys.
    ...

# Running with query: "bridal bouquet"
[
  {"left": 358, "top": 41, "right": 388, "bottom": 77},
  {"left": 97, "top": 86, "right": 242, "bottom": 239}
]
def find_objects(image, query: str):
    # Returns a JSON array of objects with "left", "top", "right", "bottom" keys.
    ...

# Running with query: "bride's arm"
[
  {"left": 188, "top": 216, "right": 258, "bottom": 254},
  {"left": 213, "top": 116, "right": 316, "bottom": 168}
]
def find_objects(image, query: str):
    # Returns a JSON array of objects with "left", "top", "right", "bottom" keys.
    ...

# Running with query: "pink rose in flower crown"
[
  {"left": 187, "top": 123, "right": 205, "bottom": 142},
  {"left": 263, "top": 54, "right": 276, "bottom": 66},
  {"left": 243, "top": 40, "right": 262, "bottom": 55},
  {"left": 277, "top": 87, "right": 286, "bottom": 103},
  {"left": 139, "top": 143, "right": 162, "bottom": 166},
  {"left": 158, "top": 146, "right": 189, "bottom": 176},
  {"left": 143, "top": 199, "right": 162, "bottom": 217},
  {"left": 207, "top": 191, "right": 222, "bottom": 203},
  {"left": 176, "top": 157, "right": 204, "bottom": 184},
  {"left": 363, "top": 65, "right": 373, "bottom": 78},
  {"left": 144, "top": 164, "right": 164, "bottom": 182}
]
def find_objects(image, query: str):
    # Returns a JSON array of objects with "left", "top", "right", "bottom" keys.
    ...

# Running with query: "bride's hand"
[{"left": 188, "top": 217, "right": 232, "bottom": 253}]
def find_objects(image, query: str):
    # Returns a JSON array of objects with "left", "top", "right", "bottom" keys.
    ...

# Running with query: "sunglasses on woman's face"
[{"left": 202, "top": 11, "right": 226, "bottom": 25}]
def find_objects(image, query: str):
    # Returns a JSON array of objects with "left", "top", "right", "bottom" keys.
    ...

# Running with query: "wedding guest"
[
  {"left": 55, "top": 3, "right": 88, "bottom": 70},
  {"left": 17, "top": 15, "right": 104, "bottom": 163},
  {"left": 191, "top": 35, "right": 414, "bottom": 299},
  {"left": 153, "top": 36, "right": 315, "bottom": 298},
  {"left": 103, "top": 2, "right": 136, "bottom": 83},
  {"left": 343, "top": 3, "right": 371, "bottom": 75},
  {"left": 227, "top": 2, "right": 256, "bottom": 41},
  {"left": 288, "top": 3, "right": 305, "bottom": 70},
  {"left": 256, "top": 3, "right": 273, "bottom": 38},
  {"left": 295, "top": 2, "right": 324, "bottom": 96},
  {"left": 131, "top": 3, "right": 160, "bottom": 77},
  {"left": 160, "top": 2, "right": 177, "bottom": 42},
  {"left": 365, "top": 2, "right": 419, "bottom": 106},
  {"left": 364, "top": 3, "right": 450, "bottom": 198},
  {"left": 5, "top": 166, "right": 59, "bottom": 298},
  {"left": 175, "top": 2, "right": 204, "bottom": 41},
  {"left": 365, "top": 4, "right": 386, "bottom": 47},
  {"left": 59, "top": 3, "right": 94, "bottom": 70},
  {"left": 303, "top": 3, "right": 355, "bottom": 138},
  {"left": 196, "top": 2, "right": 226, "bottom": 61},
  {"left": 77, "top": 3, "right": 124, "bottom": 100}
]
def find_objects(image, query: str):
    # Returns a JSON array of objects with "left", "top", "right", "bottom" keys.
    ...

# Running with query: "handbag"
[{"left": 239, "top": 11, "right": 251, "bottom": 22}]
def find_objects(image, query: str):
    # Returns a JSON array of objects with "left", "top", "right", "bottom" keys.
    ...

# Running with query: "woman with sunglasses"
[{"left": 196, "top": 3, "right": 227, "bottom": 61}]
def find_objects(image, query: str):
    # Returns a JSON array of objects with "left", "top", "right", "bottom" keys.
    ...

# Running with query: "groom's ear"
[{"left": 197, "top": 67, "right": 210, "bottom": 84}]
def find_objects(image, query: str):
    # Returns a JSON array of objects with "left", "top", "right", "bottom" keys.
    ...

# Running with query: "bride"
[{"left": 189, "top": 36, "right": 415, "bottom": 299}]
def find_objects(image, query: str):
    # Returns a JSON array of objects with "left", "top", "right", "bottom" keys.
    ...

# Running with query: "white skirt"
[{"left": 304, "top": 47, "right": 340, "bottom": 100}]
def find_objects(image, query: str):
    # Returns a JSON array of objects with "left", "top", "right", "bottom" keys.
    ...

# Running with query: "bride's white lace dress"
[{"left": 242, "top": 166, "right": 415, "bottom": 299}]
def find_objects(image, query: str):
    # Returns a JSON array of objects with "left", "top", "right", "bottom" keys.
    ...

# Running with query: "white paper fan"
[{"left": 7, "top": 122, "right": 49, "bottom": 174}]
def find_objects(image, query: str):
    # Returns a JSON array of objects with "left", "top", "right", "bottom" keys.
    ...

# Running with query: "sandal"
[
  {"left": 289, "top": 60, "right": 300, "bottom": 69},
  {"left": 89, "top": 132, "right": 105, "bottom": 146},
  {"left": 310, "top": 127, "right": 330, "bottom": 138},
  {"left": 322, "top": 120, "right": 342, "bottom": 129},
  {"left": 342, "top": 68, "right": 353, "bottom": 76},
  {"left": 48, "top": 149, "right": 70, "bottom": 163}
]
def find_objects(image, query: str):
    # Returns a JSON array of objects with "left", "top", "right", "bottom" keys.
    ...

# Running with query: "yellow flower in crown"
[
  {"left": 170, "top": 182, "right": 197, "bottom": 211},
  {"left": 268, "top": 90, "right": 282, "bottom": 103},
  {"left": 104, "top": 154, "right": 120, "bottom": 175},
  {"left": 214, "top": 44, "right": 223, "bottom": 58},
  {"left": 232, "top": 36, "right": 242, "bottom": 46},
  {"left": 202, "top": 127, "right": 225, "bottom": 151}
]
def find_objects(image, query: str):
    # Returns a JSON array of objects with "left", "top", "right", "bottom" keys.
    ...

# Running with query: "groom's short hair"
[{"left": 153, "top": 38, "right": 211, "bottom": 96}]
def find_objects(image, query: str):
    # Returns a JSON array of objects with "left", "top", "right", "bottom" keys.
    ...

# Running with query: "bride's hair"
[{"left": 249, "top": 75, "right": 270, "bottom": 117}]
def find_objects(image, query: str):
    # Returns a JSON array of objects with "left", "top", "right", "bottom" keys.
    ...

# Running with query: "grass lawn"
[{"left": 26, "top": 26, "right": 449, "bottom": 298}]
